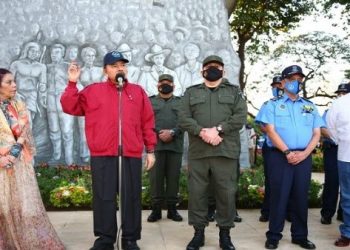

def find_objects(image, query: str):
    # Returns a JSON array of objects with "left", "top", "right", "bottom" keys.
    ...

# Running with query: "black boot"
[
  {"left": 233, "top": 211, "right": 242, "bottom": 223},
  {"left": 207, "top": 204, "right": 216, "bottom": 222},
  {"left": 122, "top": 239, "right": 140, "bottom": 250},
  {"left": 219, "top": 228, "right": 235, "bottom": 250},
  {"left": 147, "top": 204, "right": 162, "bottom": 222},
  {"left": 186, "top": 227, "right": 205, "bottom": 250},
  {"left": 167, "top": 204, "right": 183, "bottom": 221}
]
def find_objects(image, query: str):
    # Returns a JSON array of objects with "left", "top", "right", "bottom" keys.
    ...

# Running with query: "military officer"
[
  {"left": 259, "top": 65, "right": 324, "bottom": 249},
  {"left": 255, "top": 75, "right": 284, "bottom": 222},
  {"left": 147, "top": 74, "right": 184, "bottom": 223},
  {"left": 179, "top": 55, "right": 247, "bottom": 250}
]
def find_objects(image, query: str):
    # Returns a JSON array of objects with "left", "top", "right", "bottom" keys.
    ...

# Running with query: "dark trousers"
[
  {"left": 321, "top": 144, "right": 342, "bottom": 219},
  {"left": 149, "top": 150, "right": 182, "bottom": 206},
  {"left": 91, "top": 156, "right": 142, "bottom": 247},
  {"left": 208, "top": 161, "right": 241, "bottom": 210},
  {"left": 188, "top": 157, "right": 238, "bottom": 228},
  {"left": 260, "top": 142, "right": 271, "bottom": 217},
  {"left": 266, "top": 150, "right": 311, "bottom": 241}
]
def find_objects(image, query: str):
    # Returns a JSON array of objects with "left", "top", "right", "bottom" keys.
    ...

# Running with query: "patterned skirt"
[{"left": 0, "top": 160, "right": 65, "bottom": 250}]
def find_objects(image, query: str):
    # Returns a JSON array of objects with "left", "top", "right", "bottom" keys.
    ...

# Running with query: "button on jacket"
[
  {"left": 150, "top": 95, "right": 183, "bottom": 153},
  {"left": 259, "top": 94, "right": 324, "bottom": 149},
  {"left": 179, "top": 78, "right": 247, "bottom": 159}
]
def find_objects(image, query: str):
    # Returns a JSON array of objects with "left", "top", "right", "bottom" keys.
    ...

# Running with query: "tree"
[
  {"left": 272, "top": 31, "right": 350, "bottom": 106},
  {"left": 324, "top": 0, "right": 350, "bottom": 12},
  {"left": 345, "top": 69, "right": 350, "bottom": 79},
  {"left": 230, "top": 0, "right": 315, "bottom": 90},
  {"left": 225, "top": 0, "right": 237, "bottom": 16}
]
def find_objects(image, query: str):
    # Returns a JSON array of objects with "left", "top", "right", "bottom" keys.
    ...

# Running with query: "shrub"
[
  {"left": 50, "top": 179, "right": 92, "bottom": 208},
  {"left": 35, "top": 162, "right": 322, "bottom": 209}
]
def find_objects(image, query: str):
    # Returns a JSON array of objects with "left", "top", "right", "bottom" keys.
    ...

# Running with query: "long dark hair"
[{"left": 0, "top": 68, "right": 12, "bottom": 86}]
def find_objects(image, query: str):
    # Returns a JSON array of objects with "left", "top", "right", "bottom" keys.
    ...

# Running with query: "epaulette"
[
  {"left": 173, "top": 96, "right": 181, "bottom": 99},
  {"left": 149, "top": 95, "right": 156, "bottom": 98},
  {"left": 187, "top": 83, "right": 202, "bottom": 90},
  {"left": 301, "top": 97, "right": 313, "bottom": 104},
  {"left": 270, "top": 95, "right": 285, "bottom": 102}
]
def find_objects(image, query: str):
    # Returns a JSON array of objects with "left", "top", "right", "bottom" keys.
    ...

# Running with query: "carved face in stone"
[
  {"left": 50, "top": 47, "right": 64, "bottom": 63},
  {"left": 110, "top": 31, "right": 124, "bottom": 45},
  {"left": 27, "top": 46, "right": 40, "bottom": 61},
  {"left": 143, "top": 30, "right": 156, "bottom": 44},
  {"left": 66, "top": 46, "right": 79, "bottom": 62},
  {"left": 82, "top": 48, "right": 96, "bottom": 66},
  {"left": 184, "top": 43, "right": 200, "bottom": 60},
  {"left": 152, "top": 54, "right": 166, "bottom": 67}
]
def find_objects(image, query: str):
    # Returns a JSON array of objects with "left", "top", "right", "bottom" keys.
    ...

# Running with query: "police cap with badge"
[
  {"left": 281, "top": 65, "right": 305, "bottom": 79},
  {"left": 335, "top": 83, "right": 350, "bottom": 94}
]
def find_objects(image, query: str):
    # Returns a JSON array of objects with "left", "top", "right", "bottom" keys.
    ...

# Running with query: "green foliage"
[
  {"left": 237, "top": 168, "right": 265, "bottom": 208},
  {"left": 141, "top": 171, "right": 152, "bottom": 208},
  {"left": 50, "top": 181, "right": 92, "bottom": 208},
  {"left": 272, "top": 31, "right": 350, "bottom": 102},
  {"left": 312, "top": 149, "right": 324, "bottom": 172},
  {"left": 309, "top": 179, "right": 323, "bottom": 208},
  {"left": 345, "top": 69, "right": 350, "bottom": 79},
  {"left": 230, "top": 0, "right": 315, "bottom": 89},
  {"left": 36, "top": 161, "right": 323, "bottom": 209}
]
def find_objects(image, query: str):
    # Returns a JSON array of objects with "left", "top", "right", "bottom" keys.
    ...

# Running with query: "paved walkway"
[
  {"left": 49, "top": 209, "right": 341, "bottom": 250},
  {"left": 49, "top": 172, "right": 342, "bottom": 250}
]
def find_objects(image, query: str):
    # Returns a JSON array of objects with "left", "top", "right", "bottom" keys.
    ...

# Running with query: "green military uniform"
[
  {"left": 179, "top": 78, "right": 247, "bottom": 229},
  {"left": 149, "top": 94, "right": 184, "bottom": 208}
]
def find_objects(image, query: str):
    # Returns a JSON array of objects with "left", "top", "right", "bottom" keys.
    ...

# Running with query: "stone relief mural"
[{"left": 0, "top": 0, "right": 241, "bottom": 165}]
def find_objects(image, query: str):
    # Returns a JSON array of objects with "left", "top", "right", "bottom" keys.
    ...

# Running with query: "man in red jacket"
[{"left": 61, "top": 51, "right": 156, "bottom": 250}]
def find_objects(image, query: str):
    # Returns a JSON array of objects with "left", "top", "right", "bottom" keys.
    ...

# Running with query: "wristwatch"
[
  {"left": 283, "top": 149, "right": 291, "bottom": 156},
  {"left": 216, "top": 124, "right": 223, "bottom": 134}
]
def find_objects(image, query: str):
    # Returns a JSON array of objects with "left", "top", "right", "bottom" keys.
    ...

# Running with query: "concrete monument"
[{"left": 0, "top": 0, "right": 240, "bottom": 165}]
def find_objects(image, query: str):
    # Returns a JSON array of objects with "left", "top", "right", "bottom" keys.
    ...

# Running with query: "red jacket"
[{"left": 60, "top": 79, "right": 156, "bottom": 158}]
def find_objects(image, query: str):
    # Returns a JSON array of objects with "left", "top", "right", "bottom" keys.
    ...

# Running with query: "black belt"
[{"left": 271, "top": 147, "right": 306, "bottom": 152}]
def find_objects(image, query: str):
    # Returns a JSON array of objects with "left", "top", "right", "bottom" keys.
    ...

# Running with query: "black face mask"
[
  {"left": 202, "top": 66, "right": 223, "bottom": 82},
  {"left": 158, "top": 84, "right": 174, "bottom": 94}
]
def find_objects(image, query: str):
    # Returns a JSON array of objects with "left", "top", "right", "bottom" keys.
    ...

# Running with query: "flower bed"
[{"left": 35, "top": 160, "right": 323, "bottom": 210}]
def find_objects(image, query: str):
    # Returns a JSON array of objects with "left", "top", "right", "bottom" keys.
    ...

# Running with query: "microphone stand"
[{"left": 116, "top": 77, "right": 124, "bottom": 250}]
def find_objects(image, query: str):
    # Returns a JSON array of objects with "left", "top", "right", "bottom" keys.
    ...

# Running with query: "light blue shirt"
[
  {"left": 321, "top": 110, "right": 335, "bottom": 145},
  {"left": 259, "top": 94, "right": 325, "bottom": 149}
]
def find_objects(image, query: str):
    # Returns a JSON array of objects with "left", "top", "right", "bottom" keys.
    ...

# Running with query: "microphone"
[{"left": 115, "top": 73, "right": 125, "bottom": 89}]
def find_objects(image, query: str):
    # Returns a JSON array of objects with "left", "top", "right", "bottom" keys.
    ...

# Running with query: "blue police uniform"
[
  {"left": 321, "top": 110, "right": 342, "bottom": 222},
  {"left": 259, "top": 93, "right": 324, "bottom": 242}
]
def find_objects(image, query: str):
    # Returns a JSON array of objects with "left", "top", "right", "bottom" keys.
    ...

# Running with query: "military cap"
[
  {"left": 281, "top": 65, "right": 305, "bottom": 79},
  {"left": 158, "top": 74, "right": 174, "bottom": 82},
  {"left": 103, "top": 50, "right": 129, "bottom": 66},
  {"left": 271, "top": 75, "right": 283, "bottom": 86},
  {"left": 202, "top": 55, "right": 224, "bottom": 67},
  {"left": 335, "top": 83, "right": 350, "bottom": 94}
]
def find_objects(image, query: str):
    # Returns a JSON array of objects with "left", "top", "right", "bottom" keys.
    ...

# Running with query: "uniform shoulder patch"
[
  {"left": 301, "top": 97, "right": 313, "bottom": 104},
  {"left": 269, "top": 96, "right": 281, "bottom": 102}
]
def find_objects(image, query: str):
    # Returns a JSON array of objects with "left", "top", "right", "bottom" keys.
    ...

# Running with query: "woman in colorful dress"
[{"left": 0, "top": 68, "right": 65, "bottom": 250}]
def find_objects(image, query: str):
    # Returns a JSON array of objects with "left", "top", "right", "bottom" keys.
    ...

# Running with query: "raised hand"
[{"left": 68, "top": 62, "right": 81, "bottom": 82}]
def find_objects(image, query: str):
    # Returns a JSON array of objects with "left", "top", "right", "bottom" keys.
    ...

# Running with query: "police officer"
[
  {"left": 320, "top": 83, "right": 350, "bottom": 224},
  {"left": 255, "top": 75, "right": 284, "bottom": 222},
  {"left": 179, "top": 55, "right": 247, "bottom": 250},
  {"left": 147, "top": 74, "right": 184, "bottom": 223},
  {"left": 259, "top": 65, "right": 324, "bottom": 249}
]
